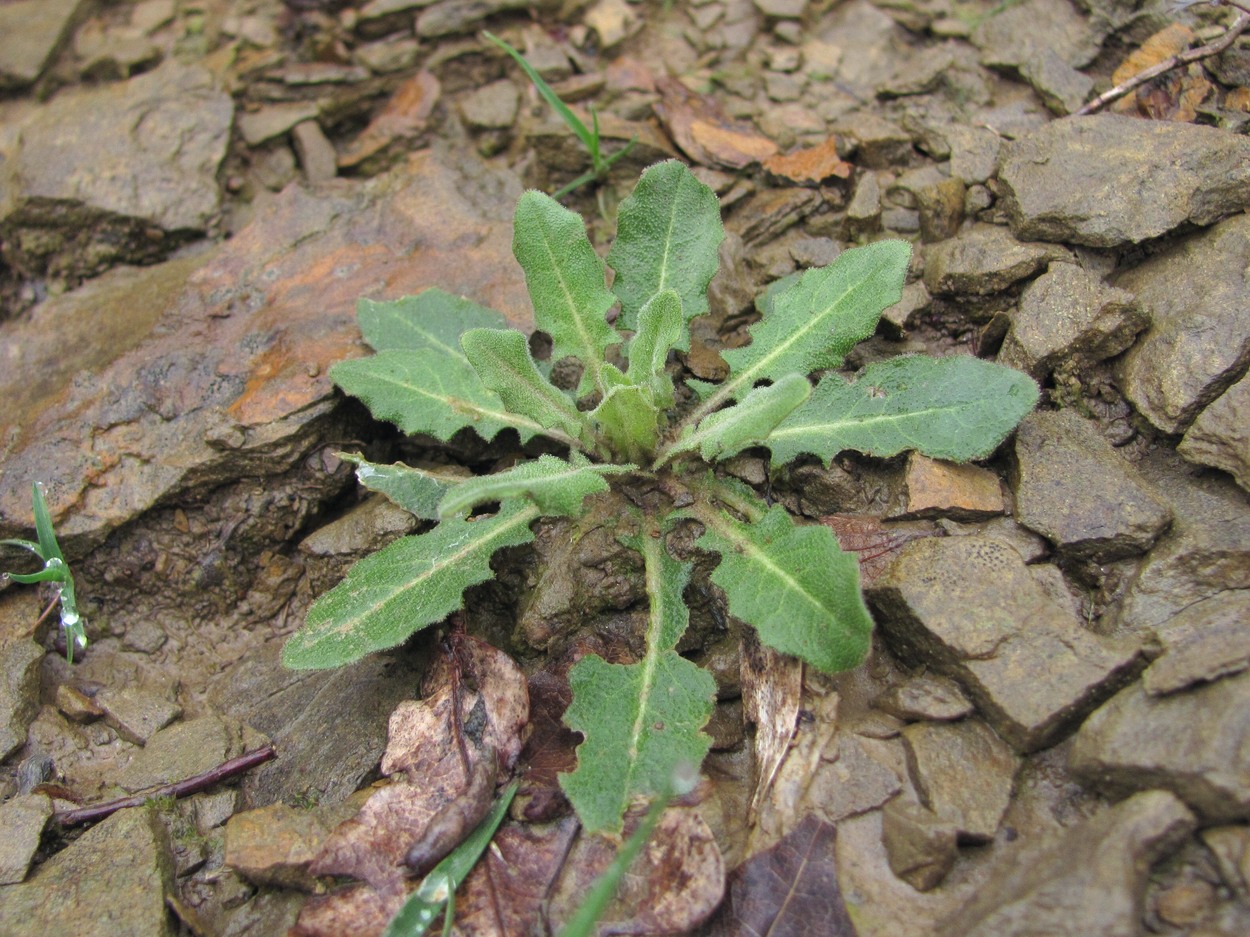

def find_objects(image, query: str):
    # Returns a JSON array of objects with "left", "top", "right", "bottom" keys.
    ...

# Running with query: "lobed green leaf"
[
  {"left": 663, "top": 373, "right": 811, "bottom": 465},
  {"left": 283, "top": 501, "right": 540, "bottom": 669},
  {"left": 330, "top": 348, "right": 543, "bottom": 444},
  {"left": 338, "top": 453, "right": 462, "bottom": 521},
  {"left": 437, "top": 453, "right": 632, "bottom": 519},
  {"left": 765, "top": 355, "right": 1041, "bottom": 467},
  {"left": 708, "top": 240, "right": 911, "bottom": 409},
  {"left": 512, "top": 191, "right": 621, "bottom": 396},
  {"left": 357, "top": 289, "right": 506, "bottom": 355},
  {"left": 694, "top": 504, "right": 872, "bottom": 674},
  {"left": 625, "top": 289, "right": 683, "bottom": 409},
  {"left": 460, "top": 328, "right": 587, "bottom": 445},
  {"left": 606, "top": 161, "right": 724, "bottom": 342}
]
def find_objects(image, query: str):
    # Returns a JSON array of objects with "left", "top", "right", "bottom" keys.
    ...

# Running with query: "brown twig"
[
  {"left": 53, "top": 744, "right": 276, "bottom": 827},
  {"left": 1077, "top": 10, "right": 1250, "bottom": 115}
]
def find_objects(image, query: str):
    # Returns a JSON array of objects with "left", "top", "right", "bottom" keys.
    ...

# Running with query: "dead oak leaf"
[
  {"left": 655, "top": 76, "right": 778, "bottom": 169},
  {"left": 762, "top": 138, "right": 853, "bottom": 186}
]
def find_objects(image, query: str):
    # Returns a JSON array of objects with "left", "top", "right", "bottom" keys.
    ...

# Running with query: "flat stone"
[
  {"left": 881, "top": 798, "right": 959, "bottom": 892},
  {"left": 0, "top": 60, "right": 233, "bottom": 279},
  {"left": 936, "top": 790, "right": 1196, "bottom": 937},
  {"left": 95, "top": 687, "right": 182, "bottom": 746},
  {"left": 0, "top": 793, "right": 52, "bottom": 885},
  {"left": 292, "top": 120, "right": 338, "bottom": 184},
  {"left": 417, "top": 0, "right": 550, "bottom": 38},
  {"left": 943, "top": 125, "right": 1001, "bottom": 185},
  {"left": 237, "top": 103, "right": 321, "bottom": 146},
  {"left": 459, "top": 78, "right": 520, "bottom": 130},
  {"left": 877, "top": 673, "right": 974, "bottom": 723},
  {"left": 807, "top": 734, "right": 903, "bottom": 824},
  {"left": 846, "top": 171, "right": 882, "bottom": 235},
  {"left": 1116, "top": 214, "right": 1250, "bottom": 435},
  {"left": 831, "top": 113, "right": 913, "bottom": 170},
  {"left": 923, "top": 224, "right": 1064, "bottom": 296},
  {"left": 1070, "top": 670, "right": 1250, "bottom": 823},
  {"left": 755, "top": 0, "right": 808, "bottom": 16},
  {"left": 917, "top": 175, "right": 965, "bottom": 243},
  {"left": 0, "top": 805, "right": 175, "bottom": 936},
  {"left": 999, "top": 262, "right": 1149, "bottom": 381},
  {"left": 1018, "top": 49, "right": 1094, "bottom": 115},
  {"left": 118, "top": 714, "right": 245, "bottom": 791},
  {"left": 999, "top": 116, "right": 1250, "bottom": 248},
  {"left": 1011, "top": 410, "right": 1172, "bottom": 563},
  {"left": 55, "top": 683, "right": 104, "bottom": 723},
  {"left": 0, "top": 0, "right": 84, "bottom": 90},
  {"left": 1117, "top": 449, "right": 1250, "bottom": 634},
  {"left": 1180, "top": 371, "right": 1250, "bottom": 493},
  {"left": 972, "top": 0, "right": 1101, "bottom": 71},
  {"left": 0, "top": 639, "right": 43, "bottom": 760},
  {"left": 902, "top": 718, "right": 1020, "bottom": 843},
  {"left": 0, "top": 149, "right": 528, "bottom": 551},
  {"left": 225, "top": 800, "right": 357, "bottom": 890},
  {"left": 354, "top": 37, "right": 422, "bottom": 75},
  {"left": 888, "top": 453, "right": 1004, "bottom": 522},
  {"left": 73, "top": 22, "right": 161, "bottom": 81},
  {"left": 868, "top": 535, "right": 1141, "bottom": 752},
  {"left": 1145, "top": 591, "right": 1250, "bottom": 695}
]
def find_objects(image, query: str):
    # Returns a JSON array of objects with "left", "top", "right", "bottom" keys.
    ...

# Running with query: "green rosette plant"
[{"left": 283, "top": 160, "right": 1039, "bottom": 834}]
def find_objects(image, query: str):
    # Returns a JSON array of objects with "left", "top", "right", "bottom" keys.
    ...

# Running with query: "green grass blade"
[
  {"left": 382, "top": 780, "right": 519, "bottom": 937},
  {"left": 483, "top": 31, "right": 594, "bottom": 150}
]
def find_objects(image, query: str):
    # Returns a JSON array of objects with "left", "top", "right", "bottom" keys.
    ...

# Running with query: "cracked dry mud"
[{"left": 2, "top": 1, "right": 1250, "bottom": 936}]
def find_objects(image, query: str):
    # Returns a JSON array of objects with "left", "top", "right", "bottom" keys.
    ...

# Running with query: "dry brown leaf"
[
  {"left": 1227, "top": 86, "right": 1250, "bottom": 111},
  {"left": 819, "top": 514, "right": 933, "bottom": 587},
  {"left": 1110, "top": 24, "right": 1213, "bottom": 121},
  {"left": 1112, "top": 23, "right": 1196, "bottom": 88},
  {"left": 655, "top": 76, "right": 778, "bottom": 169},
  {"left": 762, "top": 137, "right": 853, "bottom": 186},
  {"left": 740, "top": 632, "right": 802, "bottom": 824},
  {"left": 547, "top": 805, "right": 725, "bottom": 935}
]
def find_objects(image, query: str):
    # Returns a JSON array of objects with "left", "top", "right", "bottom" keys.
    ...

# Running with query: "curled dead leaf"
[
  {"left": 655, "top": 76, "right": 778, "bottom": 169},
  {"left": 762, "top": 138, "right": 853, "bottom": 186}
]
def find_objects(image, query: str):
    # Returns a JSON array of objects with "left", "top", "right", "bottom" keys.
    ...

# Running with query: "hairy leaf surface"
[
  {"left": 592, "top": 383, "right": 661, "bottom": 464},
  {"left": 695, "top": 504, "right": 872, "bottom": 674},
  {"left": 329, "top": 349, "right": 541, "bottom": 443},
  {"left": 283, "top": 501, "right": 540, "bottom": 669},
  {"left": 561, "top": 532, "right": 713, "bottom": 834},
  {"left": 665, "top": 373, "right": 810, "bottom": 464},
  {"left": 765, "top": 355, "right": 1041, "bottom": 467},
  {"left": 357, "top": 289, "right": 506, "bottom": 355},
  {"left": 709, "top": 241, "right": 911, "bottom": 408},
  {"left": 339, "top": 452, "right": 461, "bottom": 521},
  {"left": 626, "top": 289, "right": 683, "bottom": 409},
  {"left": 461, "top": 328, "right": 587, "bottom": 444},
  {"left": 607, "top": 160, "right": 724, "bottom": 338},
  {"left": 437, "top": 453, "right": 631, "bottom": 519},
  {"left": 512, "top": 191, "right": 620, "bottom": 395}
]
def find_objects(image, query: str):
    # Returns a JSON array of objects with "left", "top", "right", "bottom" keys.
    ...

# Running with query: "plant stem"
[
  {"left": 1077, "top": 10, "right": 1250, "bottom": 115},
  {"left": 53, "top": 744, "right": 277, "bottom": 827}
]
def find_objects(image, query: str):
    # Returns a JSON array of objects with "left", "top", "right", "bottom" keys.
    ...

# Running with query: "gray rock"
[
  {"left": 755, "top": 0, "right": 807, "bottom": 16},
  {"left": 1116, "top": 214, "right": 1250, "bottom": 435},
  {"left": 73, "top": 22, "right": 161, "bottom": 81},
  {"left": 1180, "top": 372, "right": 1250, "bottom": 493},
  {"left": 0, "top": 804, "right": 175, "bottom": 936},
  {"left": 868, "top": 535, "right": 1141, "bottom": 752},
  {"left": 878, "top": 673, "right": 974, "bottom": 722},
  {"left": 998, "top": 116, "right": 1250, "bottom": 248},
  {"left": 1018, "top": 49, "right": 1094, "bottom": 115},
  {"left": 902, "top": 718, "right": 1020, "bottom": 843},
  {"left": 923, "top": 223, "right": 1063, "bottom": 296},
  {"left": 999, "top": 261, "right": 1149, "bottom": 381},
  {"left": 0, "top": 60, "right": 233, "bottom": 279},
  {"left": 936, "top": 790, "right": 1196, "bottom": 937},
  {"left": 1144, "top": 591, "right": 1250, "bottom": 696},
  {"left": 0, "top": 149, "right": 528, "bottom": 552},
  {"left": 237, "top": 103, "right": 321, "bottom": 147},
  {"left": 881, "top": 798, "right": 960, "bottom": 892},
  {"left": 1202, "top": 826, "right": 1250, "bottom": 904},
  {"left": 0, "top": 639, "right": 42, "bottom": 761},
  {"left": 354, "top": 37, "right": 422, "bottom": 75},
  {"left": 417, "top": 0, "right": 549, "bottom": 38},
  {"left": 207, "top": 639, "right": 427, "bottom": 807},
  {"left": 96, "top": 687, "right": 182, "bottom": 746},
  {"left": 1116, "top": 449, "right": 1250, "bottom": 634},
  {"left": 832, "top": 113, "right": 913, "bottom": 170},
  {"left": 943, "top": 125, "right": 1001, "bottom": 186},
  {"left": 459, "top": 79, "right": 520, "bottom": 130},
  {"left": 0, "top": 793, "right": 51, "bottom": 885},
  {"left": 218, "top": 891, "right": 305, "bottom": 937},
  {"left": 806, "top": 734, "right": 903, "bottom": 824},
  {"left": 973, "top": 0, "right": 1101, "bottom": 71},
  {"left": 0, "top": 0, "right": 83, "bottom": 90},
  {"left": 118, "top": 714, "right": 246, "bottom": 791},
  {"left": 1011, "top": 410, "right": 1172, "bottom": 563},
  {"left": 846, "top": 171, "right": 882, "bottom": 235},
  {"left": 1070, "top": 671, "right": 1250, "bottom": 823},
  {"left": 292, "top": 120, "right": 338, "bottom": 184}
]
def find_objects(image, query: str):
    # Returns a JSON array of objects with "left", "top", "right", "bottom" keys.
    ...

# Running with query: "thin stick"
[
  {"left": 1077, "top": 11, "right": 1250, "bottom": 115},
  {"left": 53, "top": 744, "right": 276, "bottom": 827}
]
